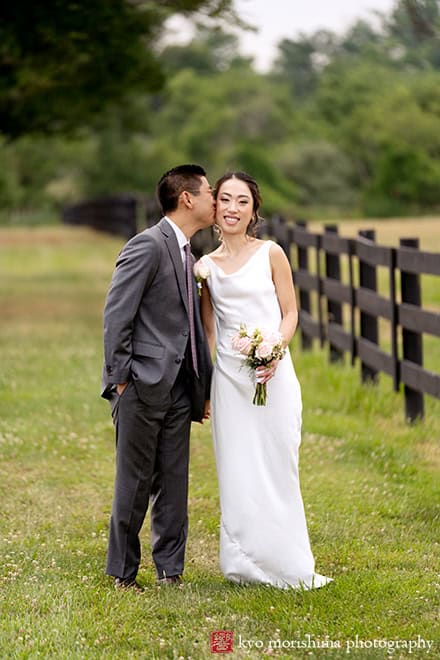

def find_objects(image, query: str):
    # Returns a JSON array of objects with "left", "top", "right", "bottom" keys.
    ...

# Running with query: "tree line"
[{"left": 1, "top": 0, "right": 440, "bottom": 221}]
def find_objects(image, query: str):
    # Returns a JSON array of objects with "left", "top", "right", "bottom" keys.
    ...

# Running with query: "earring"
[{"left": 213, "top": 223, "right": 223, "bottom": 241}]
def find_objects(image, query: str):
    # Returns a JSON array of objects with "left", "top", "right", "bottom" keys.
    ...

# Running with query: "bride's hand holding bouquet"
[{"left": 231, "top": 323, "right": 285, "bottom": 405}]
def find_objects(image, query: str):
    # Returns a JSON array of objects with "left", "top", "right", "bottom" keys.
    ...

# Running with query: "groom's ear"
[{"left": 181, "top": 190, "right": 193, "bottom": 209}]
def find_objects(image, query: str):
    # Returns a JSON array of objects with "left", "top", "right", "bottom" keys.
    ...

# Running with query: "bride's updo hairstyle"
[{"left": 214, "top": 171, "right": 263, "bottom": 238}]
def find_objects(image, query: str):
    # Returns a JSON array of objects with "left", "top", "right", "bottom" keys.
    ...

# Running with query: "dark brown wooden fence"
[
  {"left": 261, "top": 217, "right": 440, "bottom": 422},
  {"left": 62, "top": 194, "right": 139, "bottom": 239}
]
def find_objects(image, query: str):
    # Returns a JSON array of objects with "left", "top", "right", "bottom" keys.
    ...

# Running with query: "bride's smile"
[{"left": 223, "top": 215, "right": 240, "bottom": 226}]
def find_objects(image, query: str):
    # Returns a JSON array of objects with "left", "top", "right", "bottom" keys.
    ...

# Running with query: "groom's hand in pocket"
[{"left": 116, "top": 382, "right": 128, "bottom": 396}]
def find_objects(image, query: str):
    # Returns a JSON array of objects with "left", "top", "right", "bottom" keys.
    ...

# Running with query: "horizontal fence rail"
[{"left": 261, "top": 218, "right": 440, "bottom": 422}]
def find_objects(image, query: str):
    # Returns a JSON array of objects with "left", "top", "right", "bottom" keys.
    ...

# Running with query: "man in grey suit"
[{"left": 102, "top": 164, "right": 214, "bottom": 590}]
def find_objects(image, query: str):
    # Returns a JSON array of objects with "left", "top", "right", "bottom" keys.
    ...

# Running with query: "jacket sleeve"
[{"left": 103, "top": 233, "right": 160, "bottom": 385}]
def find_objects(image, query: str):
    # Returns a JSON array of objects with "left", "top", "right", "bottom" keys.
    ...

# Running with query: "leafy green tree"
[
  {"left": 338, "top": 19, "right": 386, "bottom": 59},
  {"left": 389, "top": 0, "right": 431, "bottom": 44},
  {"left": 0, "top": 0, "right": 235, "bottom": 138},
  {"left": 385, "top": 0, "right": 440, "bottom": 69},
  {"left": 273, "top": 31, "right": 338, "bottom": 100},
  {"left": 278, "top": 141, "right": 358, "bottom": 211},
  {"left": 333, "top": 69, "right": 440, "bottom": 214},
  {"left": 3, "top": 0, "right": 440, "bottom": 220},
  {"left": 160, "top": 25, "right": 250, "bottom": 75},
  {"left": 154, "top": 61, "right": 289, "bottom": 158},
  {"left": 229, "top": 143, "right": 295, "bottom": 214},
  {"left": 364, "top": 145, "right": 440, "bottom": 216},
  {"left": 312, "top": 60, "right": 396, "bottom": 134},
  {"left": 0, "top": 139, "right": 22, "bottom": 208}
]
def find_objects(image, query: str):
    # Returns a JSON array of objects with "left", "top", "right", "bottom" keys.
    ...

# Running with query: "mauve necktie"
[{"left": 184, "top": 243, "right": 199, "bottom": 377}]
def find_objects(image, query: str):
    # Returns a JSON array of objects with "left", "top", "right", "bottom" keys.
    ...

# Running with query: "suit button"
[
  {"left": 182, "top": 330, "right": 189, "bottom": 337},
  {"left": 106, "top": 366, "right": 112, "bottom": 374},
  {"left": 175, "top": 358, "right": 182, "bottom": 364}
]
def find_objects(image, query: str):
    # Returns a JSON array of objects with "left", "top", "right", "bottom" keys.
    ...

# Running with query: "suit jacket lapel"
[{"left": 159, "top": 218, "right": 189, "bottom": 314}]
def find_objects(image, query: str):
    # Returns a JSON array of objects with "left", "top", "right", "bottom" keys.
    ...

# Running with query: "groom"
[{"left": 102, "top": 164, "right": 214, "bottom": 590}]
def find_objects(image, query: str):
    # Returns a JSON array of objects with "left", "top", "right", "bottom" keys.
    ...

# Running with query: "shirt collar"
[{"left": 164, "top": 216, "right": 189, "bottom": 251}]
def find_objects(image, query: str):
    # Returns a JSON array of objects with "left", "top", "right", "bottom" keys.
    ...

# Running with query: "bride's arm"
[
  {"left": 255, "top": 243, "right": 298, "bottom": 385},
  {"left": 200, "top": 284, "right": 216, "bottom": 358},
  {"left": 270, "top": 242, "right": 298, "bottom": 347}
]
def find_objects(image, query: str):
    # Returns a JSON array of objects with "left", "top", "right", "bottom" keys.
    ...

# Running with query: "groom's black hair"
[{"left": 157, "top": 164, "right": 207, "bottom": 214}]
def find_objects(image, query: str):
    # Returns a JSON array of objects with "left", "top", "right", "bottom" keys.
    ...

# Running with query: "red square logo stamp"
[{"left": 210, "top": 631, "right": 234, "bottom": 653}]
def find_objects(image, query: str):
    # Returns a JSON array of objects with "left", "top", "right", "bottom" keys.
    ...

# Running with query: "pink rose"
[
  {"left": 237, "top": 337, "right": 252, "bottom": 355},
  {"left": 232, "top": 333, "right": 253, "bottom": 355},
  {"left": 255, "top": 340, "right": 274, "bottom": 360},
  {"left": 263, "top": 330, "right": 283, "bottom": 345}
]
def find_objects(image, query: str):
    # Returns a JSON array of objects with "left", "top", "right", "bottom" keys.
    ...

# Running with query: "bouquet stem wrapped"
[
  {"left": 231, "top": 323, "right": 285, "bottom": 406},
  {"left": 253, "top": 382, "right": 267, "bottom": 406}
]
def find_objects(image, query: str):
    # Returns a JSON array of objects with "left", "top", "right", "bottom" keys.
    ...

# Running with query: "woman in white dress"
[{"left": 198, "top": 171, "right": 332, "bottom": 589}]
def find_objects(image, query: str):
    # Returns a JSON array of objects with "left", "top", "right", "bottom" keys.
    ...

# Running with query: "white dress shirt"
[{"left": 164, "top": 216, "right": 189, "bottom": 267}]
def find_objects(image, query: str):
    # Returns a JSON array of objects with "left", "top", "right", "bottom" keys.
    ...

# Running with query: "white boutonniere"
[{"left": 193, "top": 258, "right": 210, "bottom": 296}]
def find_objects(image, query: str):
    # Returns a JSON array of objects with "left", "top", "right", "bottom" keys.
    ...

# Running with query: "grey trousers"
[{"left": 106, "top": 369, "right": 192, "bottom": 580}]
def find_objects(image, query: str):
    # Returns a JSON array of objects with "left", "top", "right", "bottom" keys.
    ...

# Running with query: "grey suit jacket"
[{"left": 101, "top": 218, "right": 212, "bottom": 421}]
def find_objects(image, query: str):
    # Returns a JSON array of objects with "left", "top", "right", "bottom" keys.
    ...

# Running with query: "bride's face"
[{"left": 215, "top": 178, "right": 254, "bottom": 236}]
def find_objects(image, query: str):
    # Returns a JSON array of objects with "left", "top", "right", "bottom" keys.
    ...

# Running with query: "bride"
[{"left": 198, "top": 171, "right": 332, "bottom": 589}]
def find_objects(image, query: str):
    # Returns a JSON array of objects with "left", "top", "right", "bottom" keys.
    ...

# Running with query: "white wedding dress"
[{"left": 203, "top": 241, "right": 331, "bottom": 589}]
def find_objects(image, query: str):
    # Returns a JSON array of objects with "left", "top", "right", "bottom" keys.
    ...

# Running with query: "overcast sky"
[
  {"left": 234, "top": 0, "right": 397, "bottom": 70},
  {"left": 165, "top": 1, "right": 397, "bottom": 70}
]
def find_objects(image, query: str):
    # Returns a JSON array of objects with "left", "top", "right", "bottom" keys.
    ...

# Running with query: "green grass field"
[{"left": 0, "top": 224, "right": 439, "bottom": 659}]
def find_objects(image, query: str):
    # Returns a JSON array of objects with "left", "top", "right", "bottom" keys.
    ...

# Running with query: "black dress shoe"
[
  {"left": 157, "top": 575, "right": 182, "bottom": 585},
  {"left": 114, "top": 577, "right": 144, "bottom": 592}
]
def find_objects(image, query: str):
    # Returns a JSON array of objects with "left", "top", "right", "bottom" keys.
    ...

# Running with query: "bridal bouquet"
[{"left": 231, "top": 323, "right": 285, "bottom": 406}]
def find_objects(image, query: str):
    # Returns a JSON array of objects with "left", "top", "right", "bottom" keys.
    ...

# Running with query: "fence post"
[
  {"left": 348, "top": 239, "right": 356, "bottom": 366},
  {"left": 271, "top": 215, "right": 290, "bottom": 256},
  {"left": 358, "top": 229, "right": 379, "bottom": 384},
  {"left": 316, "top": 233, "right": 324, "bottom": 348},
  {"left": 389, "top": 248, "right": 399, "bottom": 393},
  {"left": 400, "top": 238, "right": 424, "bottom": 421},
  {"left": 325, "top": 225, "right": 344, "bottom": 362},
  {"left": 296, "top": 221, "right": 312, "bottom": 350}
]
